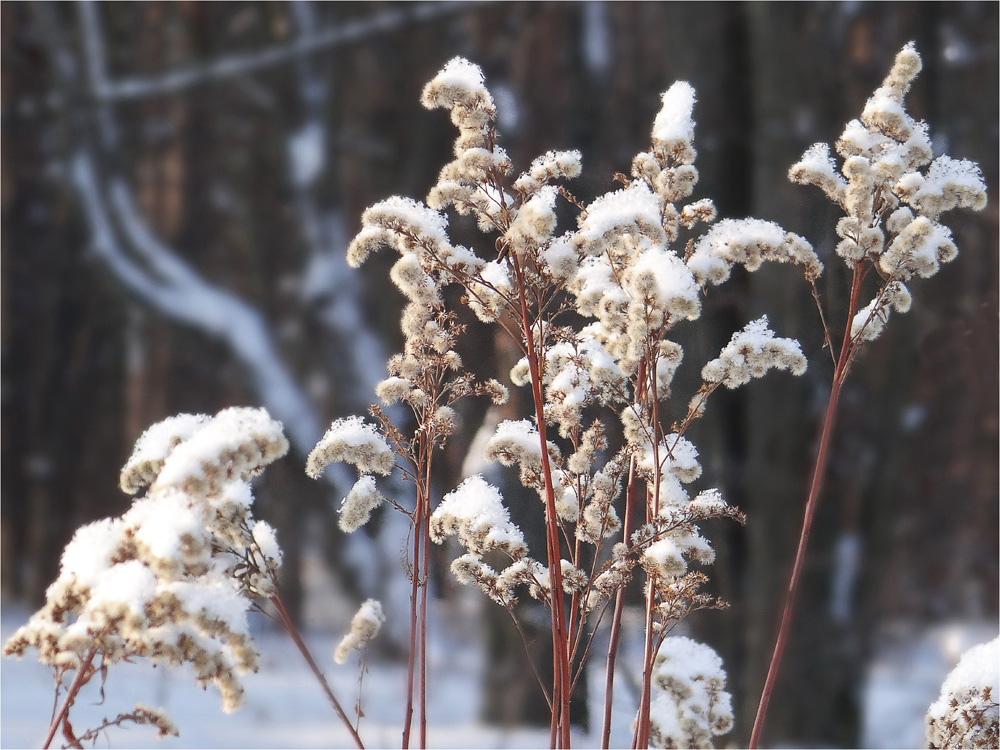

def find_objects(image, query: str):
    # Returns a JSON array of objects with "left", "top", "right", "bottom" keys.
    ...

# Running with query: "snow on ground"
[
  {"left": 3, "top": 592, "right": 994, "bottom": 749},
  {"left": 0, "top": 596, "right": 639, "bottom": 749},
  {"left": 861, "top": 618, "right": 999, "bottom": 749}
]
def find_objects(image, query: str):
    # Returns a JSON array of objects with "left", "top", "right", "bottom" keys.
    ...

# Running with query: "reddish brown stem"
[
  {"left": 601, "top": 456, "right": 638, "bottom": 748},
  {"left": 272, "top": 593, "right": 364, "bottom": 749},
  {"left": 43, "top": 647, "right": 98, "bottom": 749},
  {"left": 634, "top": 374, "right": 666, "bottom": 749},
  {"left": 401, "top": 475, "right": 423, "bottom": 750},
  {"left": 419, "top": 468, "right": 432, "bottom": 749},
  {"left": 512, "top": 255, "right": 572, "bottom": 748},
  {"left": 633, "top": 567, "right": 658, "bottom": 749},
  {"left": 749, "top": 261, "right": 864, "bottom": 748}
]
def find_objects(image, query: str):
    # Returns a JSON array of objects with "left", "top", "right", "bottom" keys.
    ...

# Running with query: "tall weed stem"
[
  {"left": 749, "top": 261, "right": 865, "bottom": 747},
  {"left": 271, "top": 593, "right": 365, "bottom": 749}
]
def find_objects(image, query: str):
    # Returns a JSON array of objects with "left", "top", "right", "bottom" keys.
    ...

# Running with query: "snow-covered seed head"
[
  {"left": 879, "top": 215, "right": 957, "bottom": 280},
  {"left": 375, "top": 376, "right": 413, "bottom": 406},
  {"left": 788, "top": 142, "right": 848, "bottom": 204},
  {"left": 860, "top": 42, "right": 922, "bottom": 141},
  {"left": 484, "top": 419, "right": 558, "bottom": 476},
  {"left": 701, "top": 316, "right": 806, "bottom": 389},
  {"left": 421, "top": 57, "right": 496, "bottom": 116},
  {"left": 429, "top": 475, "right": 527, "bottom": 559},
  {"left": 574, "top": 182, "right": 666, "bottom": 257},
  {"left": 348, "top": 196, "right": 453, "bottom": 269},
  {"left": 651, "top": 81, "right": 698, "bottom": 165},
  {"left": 150, "top": 407, "right": 289, "bottom": 497},
  {"left": 338, "top": 475, "right": 386, "bottom": 533},
  {"left": 514, "top": 150, "right": 583, "bottom": 195},
  {"left": 647, "top": 637, "right": 734, "bottom": 748},
  {"left": 119, "top": 413, "right": 212, "bottom": 494},
  {"left": 897, "top": 156, "right": 987, "bottom": 221},
  {"left": 925, "top": 636, "right": 999, "bottom": 750},
  {"left": 688, "top": 219, "right": 822, "bottom": 286},
  {"left": 643, "top": 538, "right": 687, "bottom": 578},
  {"left": 5, "top": 407, "right": 288, "bottom": 719},
  {"left": 333, "top": 599, "right": 385, "bottom": 664},
  {"left": 307, "top": 416, "right": 395, "bottom": 479}
]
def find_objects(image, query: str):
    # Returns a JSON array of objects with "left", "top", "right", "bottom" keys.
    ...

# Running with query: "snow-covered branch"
[
  {"left": 72, "top": 154, "right": 323, "bottom": 455},
  {"left": 70, "top": 2, "right": 328, "bottom": 460},
  {"left": 98, "top": 2, "right": 482, "bottom": 102}
]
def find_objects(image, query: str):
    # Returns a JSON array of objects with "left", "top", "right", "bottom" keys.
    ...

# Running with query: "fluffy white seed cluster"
[
  {"left": 513, "top": 150, "right": 583, "bottom": 196},
  {"left": 421, "top": 57, "right": 513, "bottom": 232},
  {"left": 584, "top": 542, "right": 631, "bottom": 612},
  {"left": 333, "top": 599, "right": 385, "bottom": 665},
  {"left": 429, "top": 476, "right": 551, "bottom": 606},
  {"left": 4, "top": 407, "right": 290, "bottom": 718},
  {"left": 307, "top": 416, "right": 394, "bottom": 479},
  {"left": 338, "top": 475, "right": 387, "bottom": 533},
  {"left": 687, "top": 219, "right": 822, "bottom": 286},
  {"left": 849, "top": 280, "right": 912, "bottom": 343},
  {"left": 645, "top": 637, "right": 734, "bottom": 749},
  {"left": 789, "top": 43, "right": 986, "bottom": 343},
  {"left": 925, "top": 636, "right": 999, "bottom": 749},
  {"left": 577, "top": 467, "right": 625, "bottom": 546},
  {"left": 641, "top": 530, "right": 715, "bottom": 580},
  {"left": 429, "top": 475, "right": 528, "bottom": 558},
  {"left": 120, "top": 413, "right": 211, "bottom": 493},
  {"left": 485, "top": 419, "right": 559, "bottom": 486},
  {"left": 651, "top": 82, "right": 698, "bottom": 165},
  {"left": 701, "top": 316, "right": 806, "bottom": 388},
  {"left": 543, "top": 330, "right": 625, "bottom": 437},
  {"left": 307, "top": 417, "right": 395, "bottom": 533}
]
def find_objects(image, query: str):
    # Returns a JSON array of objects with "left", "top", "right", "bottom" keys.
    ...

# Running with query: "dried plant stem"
[
  {"left": 633, "top": 573, "right": 658, "bottom": 749},
  {"left": 271, "top": 593, "right": 364, "bottom": 749},
  {"left": 749, "top": 261, "right": 865, "bottom": 748},
  {"left": 601, "top": 456, "right": 639, "bottom": 748},
  {"left": 402, "top": 471, "right": 424, "bottom": 749},
  {"left": 420, "top": 451, "right": 433, "bottom": 750},
  {"left": 512, "top": 256, "right": 572, "bottom": 748},
  {"left": 634, "top": 372, "right": 665, "bottom": 749},
  {"left": 42, "top": 646, "right": 98, "bottom": 749}
]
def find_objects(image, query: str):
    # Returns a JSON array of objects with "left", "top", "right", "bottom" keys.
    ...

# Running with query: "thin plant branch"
[{"left": 271, "top": 593, "right": 365, "bottom": 749}]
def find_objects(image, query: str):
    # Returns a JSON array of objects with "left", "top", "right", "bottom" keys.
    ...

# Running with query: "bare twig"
[
  {"left": 271, "top": 593, "right": 365, "bottom": 749},
  {"left": 750, "top": 260, "right": 866, "bottom": 748},
  {"left": 42, "top": 647, "right": 98, "bottom": 750}
]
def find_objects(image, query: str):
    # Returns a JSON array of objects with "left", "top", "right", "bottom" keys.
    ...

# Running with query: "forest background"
[{"left": 2, "top": 2, "right": 997, "bottom": 747}]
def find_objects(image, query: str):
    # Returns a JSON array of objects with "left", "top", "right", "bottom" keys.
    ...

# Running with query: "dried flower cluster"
[
  {"left": 335, "top": 54, "right": 826, "bottom": 747},
  {"left": 645, "top": 637, "right": 734, "bottom": 749},
  {"left": 788, "top": 42, "right": 986, "bottom": 346},
  {"left": 333, "top": 599, "right": 386, "bottom": 665},
  {"left": 751, "top": 43, "right": 988, "bottom": 748},
  {"left": 926, "top": 637, "right": 1000, "bottom": 750},
  {"left": 4, "top": 407, "right": 289, "bottom": 740}
]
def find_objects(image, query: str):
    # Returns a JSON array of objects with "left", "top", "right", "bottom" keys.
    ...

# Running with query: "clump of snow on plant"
[
  {"left": 701, "top": 316, "right": 806, "bottom": 388},
  {"left": 306, "top": 416, "right": 395, "bottom": 479},
  {"left": 429, "top": 475, "right": 527, "bottom": 558},
  {"left": 925, "top": 636, "right": 999, "bottom": 749},
  {"left": 4, "top": 407, "right": 290, "bottom": 723},
  {"left": 333, "top": 599, "right": 385, "bottom": 665},
  {"left": 645, "top": 636, "right": 734, "bottom": 749},
  {"left": 789, "top": 42, "right": 986, "bottom": 344}
]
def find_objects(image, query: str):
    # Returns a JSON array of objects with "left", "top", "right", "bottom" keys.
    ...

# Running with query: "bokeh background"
[{"left": 2, "top": 2, "right": 997, "bottom": 747}]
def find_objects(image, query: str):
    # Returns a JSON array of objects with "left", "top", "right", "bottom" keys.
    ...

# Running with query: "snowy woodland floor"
[{"left": 2, "top": 590, "right": 996, "bottom": 749}]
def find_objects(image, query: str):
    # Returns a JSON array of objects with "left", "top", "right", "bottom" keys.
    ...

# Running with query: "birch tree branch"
[{"left": 100, "top": 2, "right": 481, "bottom": 101}]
